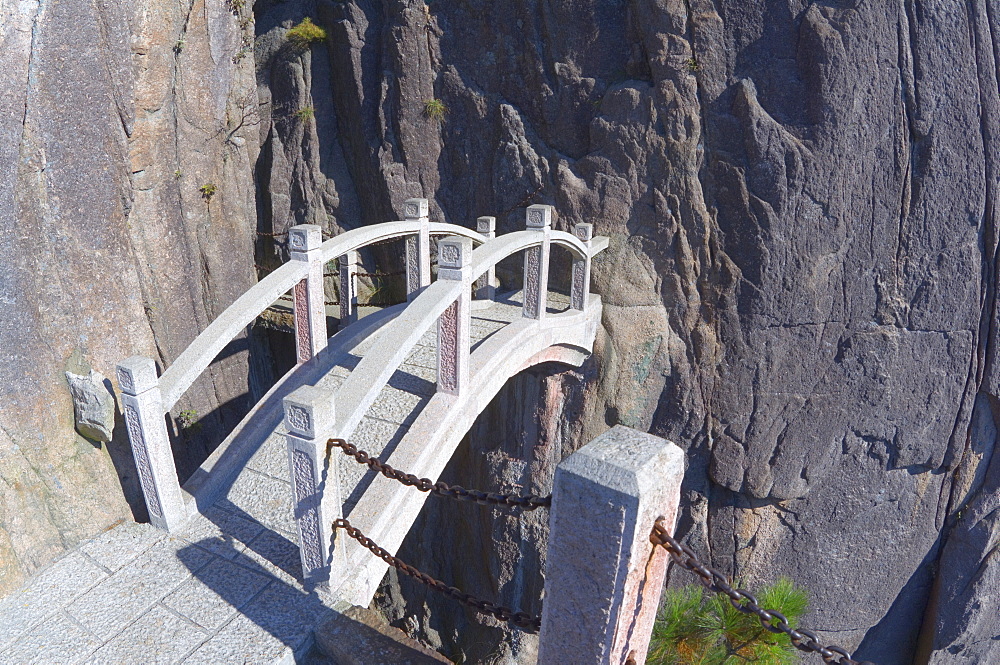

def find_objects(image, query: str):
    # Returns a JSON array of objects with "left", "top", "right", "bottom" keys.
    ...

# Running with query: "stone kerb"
[
  {"left": 289, "top": 224, "right": 327, "bottom": 363},
  {"left": 537, "top": 425, "right": 684, "bottom": 665},
  {"left": 523, "top": 204, "right": 552, "bottom": 320},
  {"left": 436, "top": 236, "right": 473, "bottom": 394},
  {"left": 571, "top": 223, "right": 594, "bottom": 312},
  {"left": 404, "top": 198, "right": 430, "bottom": 300},
  {"left": 116, "top": 356, "right": 189, "bottom": 532},
  {"left": 474, "top": 216, "right": 496, "bottom": 301},
  {"left": 283, "top": 385, "right": 344, "bottom": 588}
]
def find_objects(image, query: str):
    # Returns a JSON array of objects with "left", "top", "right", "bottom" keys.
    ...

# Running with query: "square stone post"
[
  {"left": 404, "top": 198, "right": 430, "bottom": 300},
  {"left": 289, "top": 225, "right": 327, "bottom": 363},
  {"left": 338, "top": 250, "right": 358, "bottom": 327},
  {"left": 283, "top": 385, "right": 345, "bottom": 589},
  {"left": 523, "top": 204, "right": 552, "bottom": 320},
  {"left": 116, "top": 357, "right": 188, "bottom": 532},
  {"left": 570, "top": 223, "right": 594, "bottom": 312},
  {"left": 537, "top": 425, "right": 685, "bottom": 665},
  {"left": 436, "top": 236, "right": 472, "bottom": 395},
  {"left": 474, "top": 216, "right": 496, "bottom": 301}
]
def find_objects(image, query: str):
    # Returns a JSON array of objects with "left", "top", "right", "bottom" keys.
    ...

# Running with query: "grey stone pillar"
[
  {"left": 537, "top": 425, "right": 684, "bottom": 665},
  {"left": 116, "top": 357, "right": 188, "bottom": 532},
  {"left": 523, "top": 204, "right": 552, "bottom": 319},
  {"left": 570, "top": 222, "right": 594, "bottom": 312},
  {"left": 283, "top": 385, "right": 344, "bottom": 589},
  {"left": 404, "top": 198, "right": 430, "bottom": 300},
  {"left": 474, "top": 216, "right": 496, "bottom": 301},
  {"left": 338, "top": 250, "right": 358, "bottom": 327},
  {"left": 289, "top": 224, "right": 327, "bottom": 363},
  {"left": 436, "top": 236, "right": 472, "bottom": 395}
]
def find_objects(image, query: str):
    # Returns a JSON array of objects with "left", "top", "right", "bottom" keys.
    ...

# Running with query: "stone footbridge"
[{"left": 4, "top": 203, "right": 695, "bottom": 664}]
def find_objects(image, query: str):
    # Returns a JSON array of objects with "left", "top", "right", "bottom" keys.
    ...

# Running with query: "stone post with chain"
[
  {"left": 537, "top": 425, "right": 684, "bottom": 664},
  {"left": 283, "top": 385, "right": 344, "bottom": 588}
]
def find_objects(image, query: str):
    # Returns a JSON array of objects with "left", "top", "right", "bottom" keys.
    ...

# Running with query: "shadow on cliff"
[{"left": 853, "top": 536, "right": 941, "bottom": 664}]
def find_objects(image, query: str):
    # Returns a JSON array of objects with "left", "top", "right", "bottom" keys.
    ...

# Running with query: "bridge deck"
[{"left": 0, "top": 291, "right": 569, "bottom": 664}]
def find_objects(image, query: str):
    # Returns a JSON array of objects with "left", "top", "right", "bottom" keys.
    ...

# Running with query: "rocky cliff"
[
  {"left": 248, "top": 1, "right": 999, "bottom": 662},
  {"left": 0, "top": 0, "right": 265, "bottom": 595},
  {"left": 2, "top": 0, "right": 997, "bottom": 663}
]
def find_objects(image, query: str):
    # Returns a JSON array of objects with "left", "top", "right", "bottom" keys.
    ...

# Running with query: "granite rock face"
[
  {"left": 250, "top": 1, "right": 1000, "bottom": 662},
  {"left": 0, "top": 0, "right": 266, "bottom": 595}
]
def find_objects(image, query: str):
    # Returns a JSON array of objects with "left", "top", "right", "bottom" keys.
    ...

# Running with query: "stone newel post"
[
  {"left": 116, "top": 357, "right": 188, "bottom": 532},
  {"left": 537, "top": 425, "right": 685, "bottom": 665},
  {"left": 289, "top": 224, "right": 327, "bottom": 363},
  {"left": 283, "top": 385, "right": 344, "bottom": 588},
  {"left": 571, "top": 222, "right": 594, "bottom": 312},
  {"left": 436, "top": 235, "right": 473, "bottom": 395},
  {"left": 404, "top": 198, "right": 430, "bottom": 300},
  {"left": 338, "top": 250, "right": 357, "bottom": 327},
  {"left": 523, "top": 204, "right": 552, "bottom": 319},
  {"left": 474, "top": 216, "right": 496, "bottom": 301}
]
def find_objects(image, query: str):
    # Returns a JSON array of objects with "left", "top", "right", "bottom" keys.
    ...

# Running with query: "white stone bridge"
[{"left": 3, "top": 202, "right": 691, "bottom": 665}]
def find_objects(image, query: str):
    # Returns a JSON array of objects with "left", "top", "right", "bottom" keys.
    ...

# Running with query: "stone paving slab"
[
  {"left": 0, "top": 551, "right": 107, "bottom": 652},
  {"left": 80, "top": 605, "right": 208, "bottom": 665},
  {"left": 163, "top": 557, "right": 272, "bottom": 631},
  {"left": 217, "top": 468, "right": 296, "bottom": 538},
  {"left": 0, "top": 611, "right": 102, "bottom": 665},
  {"left": 66, "top": 536, "right": 214, "bottom": 640}
]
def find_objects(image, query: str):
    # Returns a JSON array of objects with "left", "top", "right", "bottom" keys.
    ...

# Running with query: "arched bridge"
[{"left": 108, "top": 200, "right": 608, "bottom": 654}]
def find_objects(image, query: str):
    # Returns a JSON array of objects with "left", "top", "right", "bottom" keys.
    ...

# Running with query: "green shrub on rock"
[
  {"left": 647, "top": 578, "right": 808, "bottom": 664},
  {"left": 286, "top": 17, "right": 327, "bottom": 49}
]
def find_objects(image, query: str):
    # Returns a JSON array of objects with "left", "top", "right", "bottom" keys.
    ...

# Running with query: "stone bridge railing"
[
  {"left": 117, "top": 199, "right": 488, "bottom": 531},
  {"left": 279, "top": 204, "right": 609, "bottom": 593}
]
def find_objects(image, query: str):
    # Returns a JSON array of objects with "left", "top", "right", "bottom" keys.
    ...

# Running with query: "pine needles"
[{"left": 647, "top": 578, "right": 808, "bottom": 664}]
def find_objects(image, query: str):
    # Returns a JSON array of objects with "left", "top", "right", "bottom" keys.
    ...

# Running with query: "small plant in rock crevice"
[
  {"left": 423, "top": 98, "right": 447, "bottom": 123},
  {"left": 294, "top": 106, "right": 315, "bottom": 121},
  {"left": 286, "top": 17, "right": 327, "bottom": 49},
  {"left": 177, "top": 409, "right": 202, "bottom": 433},
  {"left": 199, "top": 183, "right": 218, "bottom": 200}
]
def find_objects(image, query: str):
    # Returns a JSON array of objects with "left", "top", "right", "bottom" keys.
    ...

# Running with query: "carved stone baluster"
[
  {"left": 436, "top": 236, "right": 472, "bottom": 395},
  {"left": 116, "top": 356, "right": 188, "bottom": 532},
  {"left": 570, "top": 222, "right": 594, "bottom": 312},
  {"left": 338, "top": 250, "right": 357, "bottom": 327},
  {"left": 474, "top": 216, "right": 496, "bottom": 301},
  {"left": 523, "top": 204, "right": 552, "bottom": 319},
  {"left": 404, "top": 198, "right": 430, "bottom": 300},
  {"left": 289, "top": 224, "right": 327, "bottom": 363}
]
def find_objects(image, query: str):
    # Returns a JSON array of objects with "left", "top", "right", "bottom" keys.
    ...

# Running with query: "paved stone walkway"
[{"left": 0, "top": 292, "right": 565, "bottom": 664}]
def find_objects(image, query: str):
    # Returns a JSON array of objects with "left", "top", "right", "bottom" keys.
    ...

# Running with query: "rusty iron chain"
[
  {"left": 334, "top": 518, "right": 541, "bottom": 632},
  {"left": 650, "top": 520, "right": 876, "bottom": 665},
  {"left": 327, "top": 439, "right": 551, "bottom": 510}
]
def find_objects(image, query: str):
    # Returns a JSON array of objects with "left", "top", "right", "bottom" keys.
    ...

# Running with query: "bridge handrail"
[
  {"left": 159, "top": 221, "right": 488, "bottom": 411},
  {"left": 331, "top": 229, "right": 605, "bottom": 438}
]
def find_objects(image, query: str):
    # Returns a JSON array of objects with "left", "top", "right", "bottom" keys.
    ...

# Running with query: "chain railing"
[
  {"left": 649, "top": 519, "right": 875, "bottom": 665},
  {"left": 334, "top": 518, "right": 542, "bottom": 632},
  {"left": 326, "top": 438, "right": 551, "bottom": 510}
]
